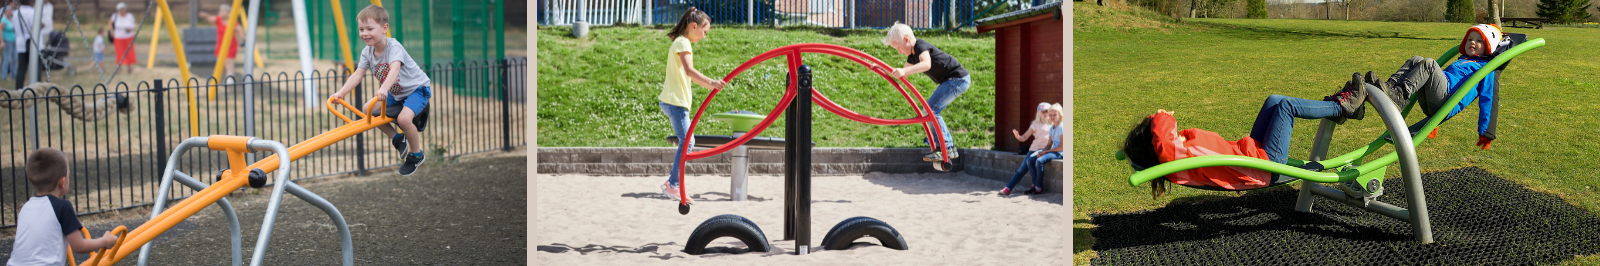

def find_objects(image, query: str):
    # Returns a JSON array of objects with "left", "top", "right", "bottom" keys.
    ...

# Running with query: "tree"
[
  {"left": 1489, "top": 0, "right": 1501, "bottom": 25},
  {"left": 1446, "top": 0, "right": 1475, "bottom": 23},
  {"left": 1537, "top": 0, "right": 1594, "bottom": 23},
  {"left": 1247, "top": 0, "right": 1267, "bottom": 18}
]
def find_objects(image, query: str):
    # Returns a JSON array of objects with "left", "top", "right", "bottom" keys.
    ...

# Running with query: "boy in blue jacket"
[{"left": 1371, "top": 24, "right": 1509, "bottom": 150}]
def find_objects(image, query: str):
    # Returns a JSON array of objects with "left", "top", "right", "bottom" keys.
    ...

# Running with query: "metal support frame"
[
  {"left": 732, "top": 131, "right": 750, "bottom": 201},
  {"left": 138, "top": 136, "right": 355, "bottom": 265},
  {"left": 783, "top": 65, "right": 814, "bottom": 255},
  {"left": 1292, "top": 85, "right": 1432, "bottom": 243}
]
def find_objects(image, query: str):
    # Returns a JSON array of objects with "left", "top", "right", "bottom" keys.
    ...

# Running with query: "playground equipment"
[
  {"left": 674, "top": 43, "right": 947, "bottom": 254},
  {"left": 1116, "top": 34, "right": 1545, "bottom": 244},
  {"left": 666, "top": 110, "right": 817, "bottom": 201},
  {"left": 72, "top": 94, "right": 399, "bottom": 266}
]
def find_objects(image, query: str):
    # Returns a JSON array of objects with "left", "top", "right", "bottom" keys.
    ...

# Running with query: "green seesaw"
[{"left": 1115, "top": 34, "right": 1546, "bottom": 244}]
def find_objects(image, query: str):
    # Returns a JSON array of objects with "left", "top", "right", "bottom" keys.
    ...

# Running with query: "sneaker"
[
  {"left": 661, "top": 182, "right": 682, "bottom": 202},
  {"left": 922, "top": 149, "right": 959, "bottom": 162},
  {"left": 999, "top": 188, "right": 1012, "bottom": 196},
  {"left": 1029, "top": 186, "right": 1044, "bottom": 195},
  {"left": 390, "top": 134, "right": 408, "bottom": 157},
  {"left": 1324, "top": 73, "right": 1368, "bottom": 121},
  {"left": 398, "top": 152, "right": 425, "bottom": 176}
]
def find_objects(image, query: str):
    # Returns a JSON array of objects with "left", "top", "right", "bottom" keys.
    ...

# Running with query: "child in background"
[
  {"left": 93, "top": 27, "right": 105, "bottom": 71},
  {"left": 330, "top": 5, "right": 434, "bottom": 176},
  {"left": 7, "top": 148, "right": 119, "bottom": 265},
  {"left": 658, "top": 7, "right": 724, "bottom": 205},
  {"left": 1002, "top": 103, "right": 1063, "bottom": 195},
  {"left": 1012, "top": 102, "right": 1054, "bottom": 155},
  {"left": 1, "top": 11, "right": 14, "bottom": 79}
]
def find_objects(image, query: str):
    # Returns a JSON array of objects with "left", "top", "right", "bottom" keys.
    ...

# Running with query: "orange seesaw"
[{"left": 73, "top": 96, "right": 395, "bottom": 266}]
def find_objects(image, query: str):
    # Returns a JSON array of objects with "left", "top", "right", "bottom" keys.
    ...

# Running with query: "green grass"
[
  {"left": 536, "top": 25, "right": 998, "bottom": 148},
  {"left": 1073, "top": 2, "right": 1600, "bottom": 265}
]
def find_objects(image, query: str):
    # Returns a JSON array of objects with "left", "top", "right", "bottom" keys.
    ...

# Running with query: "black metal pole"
[
  {"left": 784, "top": 71, "right": 796, "bottom": 241},
  {"left": 794, "top": 64, "right": 813, "bottom": 255},
  {"left": 153, "top": 80, "right": 169, "bottom": 176},
  {"left": 500, "top": 58, "right": 513, "bottom": 151},
  {"left": 354, "top": 74, "right": 367, "bottom": 176}
]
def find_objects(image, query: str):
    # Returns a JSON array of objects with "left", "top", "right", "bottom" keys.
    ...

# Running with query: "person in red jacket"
[{"left": 1121, "top": 73, "right": 1371, "bottom": 199}]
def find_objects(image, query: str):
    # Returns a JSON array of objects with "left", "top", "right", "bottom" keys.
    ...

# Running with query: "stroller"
[{"left": 39, "top": 30, "right": 75, "bottom": 76}]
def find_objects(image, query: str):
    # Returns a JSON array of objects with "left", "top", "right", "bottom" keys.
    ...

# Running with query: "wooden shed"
[{"left": 976, "top": 2, "right": 1063, "bottom": 152}]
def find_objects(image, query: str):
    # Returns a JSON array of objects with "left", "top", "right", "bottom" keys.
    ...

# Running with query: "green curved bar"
[
  {"left": 1127, "top": 155, "right": 1359, "bottom": 186},
  {"left": 1119, "top": 38, "right": 1546, "bottom": 187}
]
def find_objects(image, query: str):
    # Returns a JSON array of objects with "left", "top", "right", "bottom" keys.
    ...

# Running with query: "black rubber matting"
[{"left": 1090, "top": 167, "right": 1600, "bottom": 265}]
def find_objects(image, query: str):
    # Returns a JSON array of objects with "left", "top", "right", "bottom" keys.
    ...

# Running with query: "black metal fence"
[{"left": 0, "top": 58, "right": 528, "bottom": 228}]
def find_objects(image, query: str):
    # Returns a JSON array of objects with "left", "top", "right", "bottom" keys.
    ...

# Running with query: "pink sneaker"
[
  {"left": 662, "top": 182, "right": 682, "bottom": 202},
  {"left": 999, "top": 187, "right": 1012, "bottom": 196}
]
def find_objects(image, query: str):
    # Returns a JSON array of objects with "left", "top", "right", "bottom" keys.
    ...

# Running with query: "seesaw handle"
[
  {"left": 82, "top": 225, "right": 129, "bottom": 266},
  {"left": 325, "top": 95, "right": 385, "bottom": 124},
  {"left": 362, "top": 95, "right": 388, "bottom": 125}
]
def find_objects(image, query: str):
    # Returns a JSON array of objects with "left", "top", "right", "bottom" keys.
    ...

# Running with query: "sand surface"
[{"left": 536, "top": 172, "right": 1065, "bottom": 264}]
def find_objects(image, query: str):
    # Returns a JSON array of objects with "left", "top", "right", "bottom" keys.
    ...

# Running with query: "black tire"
[
  {"left": 684, "top": 215, "right": 771, "bottom": 255},
  {"left": 821, "top": 216, "right": 908, "bottom": 251},
  {"left": 708, "top": 214, "right": 766, "bottom": 239}
]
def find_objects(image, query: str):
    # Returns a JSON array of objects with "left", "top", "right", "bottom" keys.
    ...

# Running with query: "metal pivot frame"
[
  {"left": 784, "top": 65, "right": 814, "bottom": 255},
  {"left": 83, "top": 93, "right": 396, "bottom": 265},
  {"left": 1293, "top": 85, "right": 1432, "bottom": 243},
  {"left": 133, "top": 136, "right": 355, "bottom": 266}
]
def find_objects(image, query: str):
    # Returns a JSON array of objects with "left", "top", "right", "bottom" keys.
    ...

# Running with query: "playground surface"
[
  {"left": 1074, "top": 2, "right": 1600, "bottom": 265},
  {"left": 1090, "top": 167, "right": 1600, "bottom": 265},
  {"left": 0, "top": 153, "right": 527, "bottom": 265},
  {"left": 536, "top": 171, "right": 1064, "bottom": 264}
]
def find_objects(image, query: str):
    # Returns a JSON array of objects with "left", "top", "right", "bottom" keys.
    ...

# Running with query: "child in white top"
[
  {"left": 93, "top": 28, "right": 105, "bottom": 69},
  {"left": 1012, "top": 102, "right": 1055, "bottom": 155},
  {"left": 7, "top": 148, "right": 118, "bottom": 265}
]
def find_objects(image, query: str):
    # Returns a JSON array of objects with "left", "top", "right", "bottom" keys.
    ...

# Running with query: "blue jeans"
[
  {"left": 1249, "top": 95, "right": 1343, "bottom": 164},
  {"left": 1, "top": 45, "right": 13, "bottom": 79},
  {"left": 1006, "top": 151, "right": 1060, "bottom": 190},
  {"left": 660, "top": 101, "right": 694, "bottom": 185},
  {"left": 923, "top": 75, "right": 970, "bottom": 150}
]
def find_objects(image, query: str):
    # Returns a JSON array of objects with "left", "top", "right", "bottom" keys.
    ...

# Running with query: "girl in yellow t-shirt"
[{"left": 659, "top": 7, "right": 725, "bottom": 205}]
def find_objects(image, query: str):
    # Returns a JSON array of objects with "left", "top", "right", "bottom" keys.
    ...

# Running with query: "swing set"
[{"left": 1115, "top": 33, "right": 1545, "bottom": 244}]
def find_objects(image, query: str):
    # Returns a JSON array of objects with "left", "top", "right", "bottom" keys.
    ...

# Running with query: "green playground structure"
[{"left": 1115, "top": 33, "right": 1546, "bottom": 244}]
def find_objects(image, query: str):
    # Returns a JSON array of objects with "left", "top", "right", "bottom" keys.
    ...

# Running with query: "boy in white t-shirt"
[
  {"left": 7, "top": 148, "right": 119, "bottom": 265},
  {"left": 329, "top": 5, "right": 433, "bottom": 176}
]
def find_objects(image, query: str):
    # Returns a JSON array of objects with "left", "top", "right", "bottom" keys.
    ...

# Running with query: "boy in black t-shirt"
[{"left": 883, "top": 22, "right": 972, "bottom": 162}]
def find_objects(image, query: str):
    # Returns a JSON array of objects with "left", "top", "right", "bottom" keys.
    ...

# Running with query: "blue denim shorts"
[{"left": 371, "top": 86, "right": 432, "bottom": 131}]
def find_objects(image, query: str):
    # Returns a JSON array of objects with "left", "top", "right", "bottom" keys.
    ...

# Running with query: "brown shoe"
[{"left": 1324, "top": 73, "right": 1368, "bottom": 121}]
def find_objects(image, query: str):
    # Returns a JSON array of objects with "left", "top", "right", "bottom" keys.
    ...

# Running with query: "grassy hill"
[
  {"left": 537, "top": 25, "right": 999, "bottom": 148},
  {"left": 1073, "top": 2, "right": 1600, "bottom": 265}
]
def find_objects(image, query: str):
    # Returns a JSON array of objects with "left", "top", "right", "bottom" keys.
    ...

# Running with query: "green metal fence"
[{"left": 251, "top": 0, "right": 507, "bottom": 98}]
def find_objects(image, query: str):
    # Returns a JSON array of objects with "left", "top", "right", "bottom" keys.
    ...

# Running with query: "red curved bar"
[{"left": 671, "top": 43, "right": 954, "bottom": 205}]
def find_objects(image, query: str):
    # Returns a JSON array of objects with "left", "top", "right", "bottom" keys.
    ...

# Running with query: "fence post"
[
  {"left": 500, "top": 58, "right": 513, "bottom": 151},
  {"left": 355, "top": 73, "right": 368, "bottom": 176},
  {"left": 153, "top": 80, "right": 169, "bottom": 173}
]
